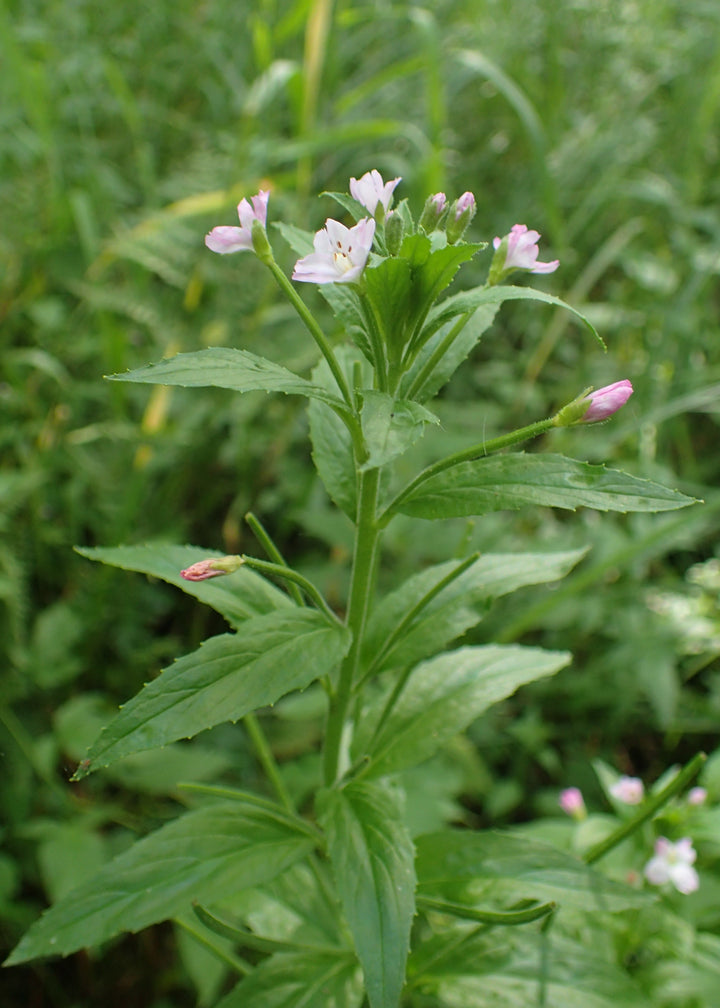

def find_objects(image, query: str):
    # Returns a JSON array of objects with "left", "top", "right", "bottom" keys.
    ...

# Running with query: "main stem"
[{"left": 323, "top": 467, "right": 382, "bottom": 785}]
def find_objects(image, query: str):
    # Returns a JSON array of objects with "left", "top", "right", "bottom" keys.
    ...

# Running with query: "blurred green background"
[{"left": 2, "top": 0, "right": 720, "bottom": 1004}]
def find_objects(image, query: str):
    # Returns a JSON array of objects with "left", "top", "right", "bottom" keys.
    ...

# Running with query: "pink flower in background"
[
  {"left": 205, "top": 190, "right": 270, "bottom": 254},
  {"left": 559, "top": 787, "right": 586, "bottom": 819},
  {"left": 688, "top": 787, "right": 708, "bottom": 806},
  {"left": 644, "top": 837, "right": 699, "bottom": 894},
  {"left": 610, "top": 775, "right": 645, "bottom": 805},
  {"left": 581, "top": 380, "right": 634, "bottom": 422},
  {"left": 292, "top": 218, "right": 376, "bottom": 285},
  {"left": 350, "top": 170, "right": 401, "bottom": 215},
  {"left": 492, "top": 224, "right": 559, "bottom": 275}
]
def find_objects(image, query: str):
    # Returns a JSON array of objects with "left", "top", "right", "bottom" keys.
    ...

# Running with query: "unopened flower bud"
[
  {"left": 385, "top": 210, "right": 405, "bottom": 255},
  {"left": 554, "top": 380, "right": 633, "bottom": 427},
  {"left": 418, "top": 192, "right": 447, "bottom": 233},
  {"left": 446, "top": 191, "right": 476, "bottom": 244},
  {"left": 180, "top": 555, "right": 244, "bottom": 581},
  {"left": 559, "top": 787, "right": 586, "bottom": 820},
  {"left": 580, "top": 380, "right": 634, "bottom": 422},
  {"left": 688, "top": 787, "right": 707, "bottom": 806}
]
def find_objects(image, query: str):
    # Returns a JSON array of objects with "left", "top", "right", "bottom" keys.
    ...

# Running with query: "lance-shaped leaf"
[
  {"left": 415, "top": 830, "right": 651, "bottom": 913},
  {"left": 364, "top": 257, "right": 412, "bottom": 360},
  {"left": 76, "top": 542, "right": 293, "bottom": 627},
  {"left": 5, "top": 801, "right": 316, "bottom": 966},
  {"left": 421, "top": 282, "right": 602, "bottom": 347},
  {"left": 360, "top": 390, "right": 439, "bottom": 470},
  {"left": 362, "top": 549, "right": 586, "bottom": 675},
  {"left": 319, "top": 781, "right": 416, "bottom": 1008},
  {"left": 216, "top": 950, "right": 363, "bottom": 1008},
  {"left": 395, "top": 453, "right": 696, "bottom": 521},
  {"left": 108, "top": 347, "right": 347, "bottom": 411},
  {"left": 76, "top": 610, "right": 351, "bottom": 776},
  {"left": 413, "top": 928, "right": 647, "bottom": 1008},
  {"left": 398, "top": 302, "right": 499, "bottom": 404},
  {"left": 357, "top": 645, "right": 570, "bottom": 777}
]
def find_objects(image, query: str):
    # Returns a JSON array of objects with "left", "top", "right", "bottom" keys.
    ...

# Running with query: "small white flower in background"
[
  {"left": 687, "top": 786, "right": 708, "bottom": 806},
  {"left": 559, "top": 787, "right": 586, "bottom": 820},
  {"left": 349, "top": 170, "right": 401, "bottom": 215},
  {"left": 491, "top": 223, "right": 559, "bottom": 278},
  {"left": 644, "top": 837, "right": 699, "bottom": 894},
  {"left": 610, "top": 775, "right": 645, "bottom": 805},
  {"left": 292, "top": 218, "right": 376, "bottom": 285},
  {"left": 205, "top": 190, "right": 270, "bottom": 254}
]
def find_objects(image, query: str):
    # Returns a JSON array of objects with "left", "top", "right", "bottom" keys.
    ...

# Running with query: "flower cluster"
[{"left": 559, "top": 774, "right": 707, "bottom": 895}]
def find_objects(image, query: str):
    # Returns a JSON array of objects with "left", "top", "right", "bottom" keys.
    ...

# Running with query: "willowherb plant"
[{"left": 6, "top": 172, "right": 702, "bottom": 1006}]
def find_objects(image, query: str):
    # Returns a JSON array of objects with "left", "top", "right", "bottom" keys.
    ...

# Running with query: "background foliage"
[{"left": 2, "top": 0, "right": 719, "bottom": 1004}]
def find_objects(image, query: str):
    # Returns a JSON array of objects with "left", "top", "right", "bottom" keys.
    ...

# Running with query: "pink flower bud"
[
  {"left": 180, "top": 556, "right": 243, "bottom": 581},
  {"left": 559, "top": 787, "right": 586, "bottom": 819},
  {"left": 688, "top": 787, "right": 707, "bottom": 806},
  {"left": 581, "top": 380, "right": 634, "bottom": 422}
]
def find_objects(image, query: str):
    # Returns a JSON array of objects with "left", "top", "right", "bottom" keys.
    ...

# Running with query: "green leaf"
[
  {"left": 414, "top": 829, "right": 650, "bottom": 912},
  {"left": 76, "top": 542, "right": 293, "bottom": 627},
  {"left": 108, "top": 348, "right": 347, "bottom": 411},
  {"left": 5, "top": 801, "right": 315, "bottom": 965},
  {"left": 319, "top": 283, "right": 373, "bottom": 363},
  {"left": 308, "top": 348, "right": 366, "bottom": 519},
  {"left": 358, "top": 645, "right": 570, "bottom": 777},
  {"left": 399, "top": 302, "right": 499, "bottom": 403},
  {"left": 423, "top": 283, "right": 603, "bottom": 347},
  {"left": 396, "top": 453, "right": 697, "bottom": 520},
  {"left": 364, "top": 257, "right": 413, "bottom": 359},
  {"left": 319, "top": 780, "right": 416, "bottom": 1008},
  {"left": 360, "top": 391, "right": 439, "bottom": 470},
  {"left": 319, "top": 190, "right": 367, "bottom": 221},
  {"left": 414, "top": 929, "right": 646, "bottom": 1008},
  {"left": 362, "top": 549, "right": 586, "bottom": 675},
  {"left": 274, "top": 220, "right": 315, "bottom": 256},
  {"left": 216, "top": 950, "right": 362, "bottom": 1008},
  {"left": 77, "top": 610, "right": 351, "bottom": 775},
  {"left": 412, "top": 242, "right": 484, "bottom": 310}
]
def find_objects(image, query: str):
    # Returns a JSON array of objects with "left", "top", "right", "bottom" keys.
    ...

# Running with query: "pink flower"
[
  {"left": 455, "top": 191, "right": 476, "bottom": 217},
  {"left": 581, "top": 380, "right": 634, "bottom": 422},
  {"left": 644, "top": 837, "right": 699, "bottom": 894},
  {"left": 688, "top": 787, "right": 708, "bottom": 806},
  {"left": 180, "top": 556, "right": 243, "bottom": 581},
  {"left": 610, "top": 775, "right": 644, "bottom": 805},
  {"left": 559, "top": 787, "right": 586, "bottom": 819},
  {"left": 492, "top": 224, "right": 559, "bottom": 276},
  {"left": 446, "top": 191, "right": 476, "bottom": 244},
  {"left": 292, "top": 217, "right": 376, "bottom": 285},
  {"left": 349, "top": 170, "right": 401, "bottom": 215},
  {"left": 205, "top": 190, "right": 270, "bottom": 254}
]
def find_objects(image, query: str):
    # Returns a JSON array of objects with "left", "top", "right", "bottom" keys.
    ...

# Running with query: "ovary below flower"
[
  {"left": 644, "top": 837, "right": 699, "bottom": 894},
  {"left": 292, "top": 218, "right": 376, "bottom": 285},
  {"left": 205, "top": 190, "right": 270, "bottom": 254},
  {"left": 349, "top": 170, "right": 401, "bottom": 215}
]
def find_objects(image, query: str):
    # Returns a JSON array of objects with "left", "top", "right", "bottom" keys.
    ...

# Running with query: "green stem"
[
  {"left": 379, "top": 416, "right": 557, "bottom": 525},
  {"left": 323, "top": 467, "right": 382, "bottom": 785},
  {"left": 357, "top": 551, "right": 480, "bottom": 689},
  {"left": 417, "top": 896, "right": 555, "bottom": 927},
  {"left": 243, "top": 711, "right": 295, "bottom": 813},
  {"left": 264, "top": 257, "right": 353, "bottom": 407},
  {"left": 584, "top": 751, "right": 706, "bottom": 865},
  {"left": 245, "top": 512, "right": 304, "bottom": 606},
  {"left": 359, "top": 289, "right": 389, "bottom": 392},
  {"left": 404, "top": 310, "right": 474, "bottom": 401},
  {"left": 240, "top": 555, "right": 340, "bottom": 624},
  {"left": 174, "top": 915, "right": 252, "bottom": 976}
]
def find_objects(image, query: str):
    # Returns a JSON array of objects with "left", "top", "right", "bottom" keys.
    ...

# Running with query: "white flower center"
[{"left": 333, "top": 241, "right": 353, "bottom": 273}]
